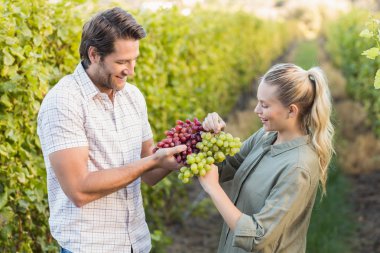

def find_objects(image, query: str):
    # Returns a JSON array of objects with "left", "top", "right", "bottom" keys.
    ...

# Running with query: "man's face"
[{"left": 92, "top": 39, "right": 140, "bottom": 92}]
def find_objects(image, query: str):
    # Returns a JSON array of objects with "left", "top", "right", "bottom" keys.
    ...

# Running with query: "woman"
[{"left": 199, "top": 63, "right": 334, "bottom": 253}]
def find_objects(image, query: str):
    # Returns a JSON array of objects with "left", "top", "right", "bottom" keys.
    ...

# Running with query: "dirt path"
[{"left": 350, "top": 172, "right": 380, "bottom": 252}]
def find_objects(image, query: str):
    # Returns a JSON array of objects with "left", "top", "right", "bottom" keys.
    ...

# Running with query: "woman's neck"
[{"left": 274, "top": 128, "right": 306, "bottom": 145}]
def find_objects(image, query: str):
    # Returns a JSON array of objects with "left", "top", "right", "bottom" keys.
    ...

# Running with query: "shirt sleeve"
[
  {"left": 219, "top": 128, "right": 266, "bottom": 183},
  {"left": 232, "top": 167, "right": 312, "bottom": 251},
  {"left": 37, "top": 90, "right": 88, "bottom": 156}
]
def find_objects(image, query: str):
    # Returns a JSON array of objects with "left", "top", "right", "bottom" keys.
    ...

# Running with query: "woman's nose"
[{"left": 254, "top": 104, "right": 260, "bottom": 114}]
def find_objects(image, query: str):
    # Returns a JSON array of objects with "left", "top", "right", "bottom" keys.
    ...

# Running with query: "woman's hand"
[
  {"left": 202, "top": 112, "right": 226, "bottom": 133},
  {"left": 198, "top": 164, "right": 220, "bottom": 194}
]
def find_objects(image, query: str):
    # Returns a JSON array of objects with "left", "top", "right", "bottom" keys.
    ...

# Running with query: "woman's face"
[{"left": 254, "top": 82, "right": 290, "bottom": 132}]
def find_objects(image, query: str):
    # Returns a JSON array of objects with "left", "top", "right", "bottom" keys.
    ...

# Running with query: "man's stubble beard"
[
  {"left": 97, "top": 61, "right": 113, "bottom": 90},
  {"left": 97, "top": 61, "right": 126, "bottom": 93}
]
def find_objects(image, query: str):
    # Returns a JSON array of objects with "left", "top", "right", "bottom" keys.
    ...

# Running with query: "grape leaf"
[
  {"left": 3, "top": 50, "right": 15, "bottom": 66},
  {"left": 362, "top": 47, "right": 380, "bottom": 60},
  {"left": 0, "top": 188, "right": 9, "bottom": 210},
  {"left": 359, "top": 29, "right": 373, "bottom": 39}
]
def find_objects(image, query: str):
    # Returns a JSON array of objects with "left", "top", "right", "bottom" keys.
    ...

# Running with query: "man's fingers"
[
  {"left": 156, "top": 145, "right": 187, "bottom": 158},
  {"left": 170, "top": 144, "right": 187, "bottom": 155}
]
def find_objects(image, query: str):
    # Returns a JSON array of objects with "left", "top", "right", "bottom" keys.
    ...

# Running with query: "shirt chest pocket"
[
  {"left": 84, "top": 101, "right": 143, "bottom": 164},
  {"left": 117, "top": 105, "right": 143, "bottom": 162}
]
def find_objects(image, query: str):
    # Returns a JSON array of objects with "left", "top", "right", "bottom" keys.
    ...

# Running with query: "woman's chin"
[{"left": 262, "top": 124, "right": 273, "bottom": 132}]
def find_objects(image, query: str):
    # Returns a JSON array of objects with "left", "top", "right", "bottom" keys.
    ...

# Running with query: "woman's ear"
[{"left": 288, "top": 104, "right": 299, "bottom": 118}]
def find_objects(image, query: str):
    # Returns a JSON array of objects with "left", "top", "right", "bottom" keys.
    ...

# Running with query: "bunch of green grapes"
[{"left": 178, "top": 131, "right": 242, "bottom": 183}]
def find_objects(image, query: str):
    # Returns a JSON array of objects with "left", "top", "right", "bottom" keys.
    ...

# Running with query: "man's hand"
[
  {"left": 202, "top": 112, "right": 226, "bottom": 133},
  {"left": 153, "top": 145, "right": 187, "bottom": 170},
  {"left": 141, "top": 144, "right": 187, "bottom": 186}
]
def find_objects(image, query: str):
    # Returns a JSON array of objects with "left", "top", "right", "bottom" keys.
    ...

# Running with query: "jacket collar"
[{"left": 261, "top": 131, "right": 310, "bottom": 156}]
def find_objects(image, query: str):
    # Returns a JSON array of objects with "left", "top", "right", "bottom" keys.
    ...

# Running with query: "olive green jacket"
[{"left": 217, "top": 128, "right": 320, "bottom": 253}]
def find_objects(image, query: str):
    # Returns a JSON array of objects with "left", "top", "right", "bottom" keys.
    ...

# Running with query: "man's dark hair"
[{"left": 79, "top": 7, "right": 146, "bottom": 69}]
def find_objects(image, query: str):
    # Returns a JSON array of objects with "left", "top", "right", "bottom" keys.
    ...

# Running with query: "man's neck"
[{"left": 85, "top": 66, "right": 115, "bottom": 103}]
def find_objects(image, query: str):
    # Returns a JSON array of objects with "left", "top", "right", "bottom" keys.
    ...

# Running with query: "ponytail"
[{"left": 306, "top": 67, "right": 335, "bottom": 196}]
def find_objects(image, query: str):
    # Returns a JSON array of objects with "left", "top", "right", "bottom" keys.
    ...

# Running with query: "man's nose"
[
  {"left": 123, "top": 66, "right": 134, "bottom": 76},
  {"left": 123, "top": 61, "right": 136, "bottom": 76}
]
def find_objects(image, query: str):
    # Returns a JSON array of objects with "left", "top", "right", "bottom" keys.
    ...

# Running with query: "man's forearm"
[
  {"left": 71, "top": 156, "right": 158, "bottom": 207},
  {"left": 50, "top": 142, "right": 186, "bottom": 207},
  {"left": 142, "top": 168, "right": 172, "bottom": 186}
]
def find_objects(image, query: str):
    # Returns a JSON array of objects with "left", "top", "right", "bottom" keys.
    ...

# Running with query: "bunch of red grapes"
[{"left": 153, "top": 118, "right": 204, "bottom": 163}]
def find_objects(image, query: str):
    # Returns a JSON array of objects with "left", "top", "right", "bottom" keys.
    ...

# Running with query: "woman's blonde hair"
[{"left": 262, "top": 63, "right": 335, "bottom": 195}]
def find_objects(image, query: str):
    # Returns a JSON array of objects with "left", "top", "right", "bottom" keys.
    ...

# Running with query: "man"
[{"left": 37, "top": 7, "right": 186, "bottom": 253}]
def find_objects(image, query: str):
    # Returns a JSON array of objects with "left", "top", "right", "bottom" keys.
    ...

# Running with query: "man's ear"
[
  {"left": 88, "top": 46, "right": 100, "bottom": 64},
  {"left": 288, "top": 104, "right": 299, "bottom": 118}
]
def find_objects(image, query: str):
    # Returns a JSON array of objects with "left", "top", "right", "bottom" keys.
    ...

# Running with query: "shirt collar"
[
  {"left": 73, "top": 62, "right": 132, "bottom": 101},
  {"left": 73, "top": 62, "right": 100, "bottom": 101},
  {"left": 261, "top": 131, "right": 310, "bottom": 156}
]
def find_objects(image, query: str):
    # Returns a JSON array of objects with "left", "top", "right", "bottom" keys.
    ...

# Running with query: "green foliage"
[
  {"left": 0, "top": 0, "right": 89, "bottom": 252},
  {"left": 132, "top": 8, "right": 292, "bottom": 139},
  {"left": 359, "top": 18, "right": 380, "bottom": 88},
  {"left": 0, "top": 1, "right": 292, "bottom": 252},
  {"left": 325, "top": 10, "right": 380, "bottom": 136}
]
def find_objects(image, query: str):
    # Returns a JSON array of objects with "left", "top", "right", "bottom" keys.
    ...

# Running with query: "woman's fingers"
[
  {"left": 209, "top": 112, "right": 219, "bottom": 132},
  {"left": 202, "top": 112, "right": 226, "bottom": 133}
]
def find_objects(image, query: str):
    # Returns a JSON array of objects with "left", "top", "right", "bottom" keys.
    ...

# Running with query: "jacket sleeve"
[{"left": 232, "top": 167, "right": 312, "bottom": 251}]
